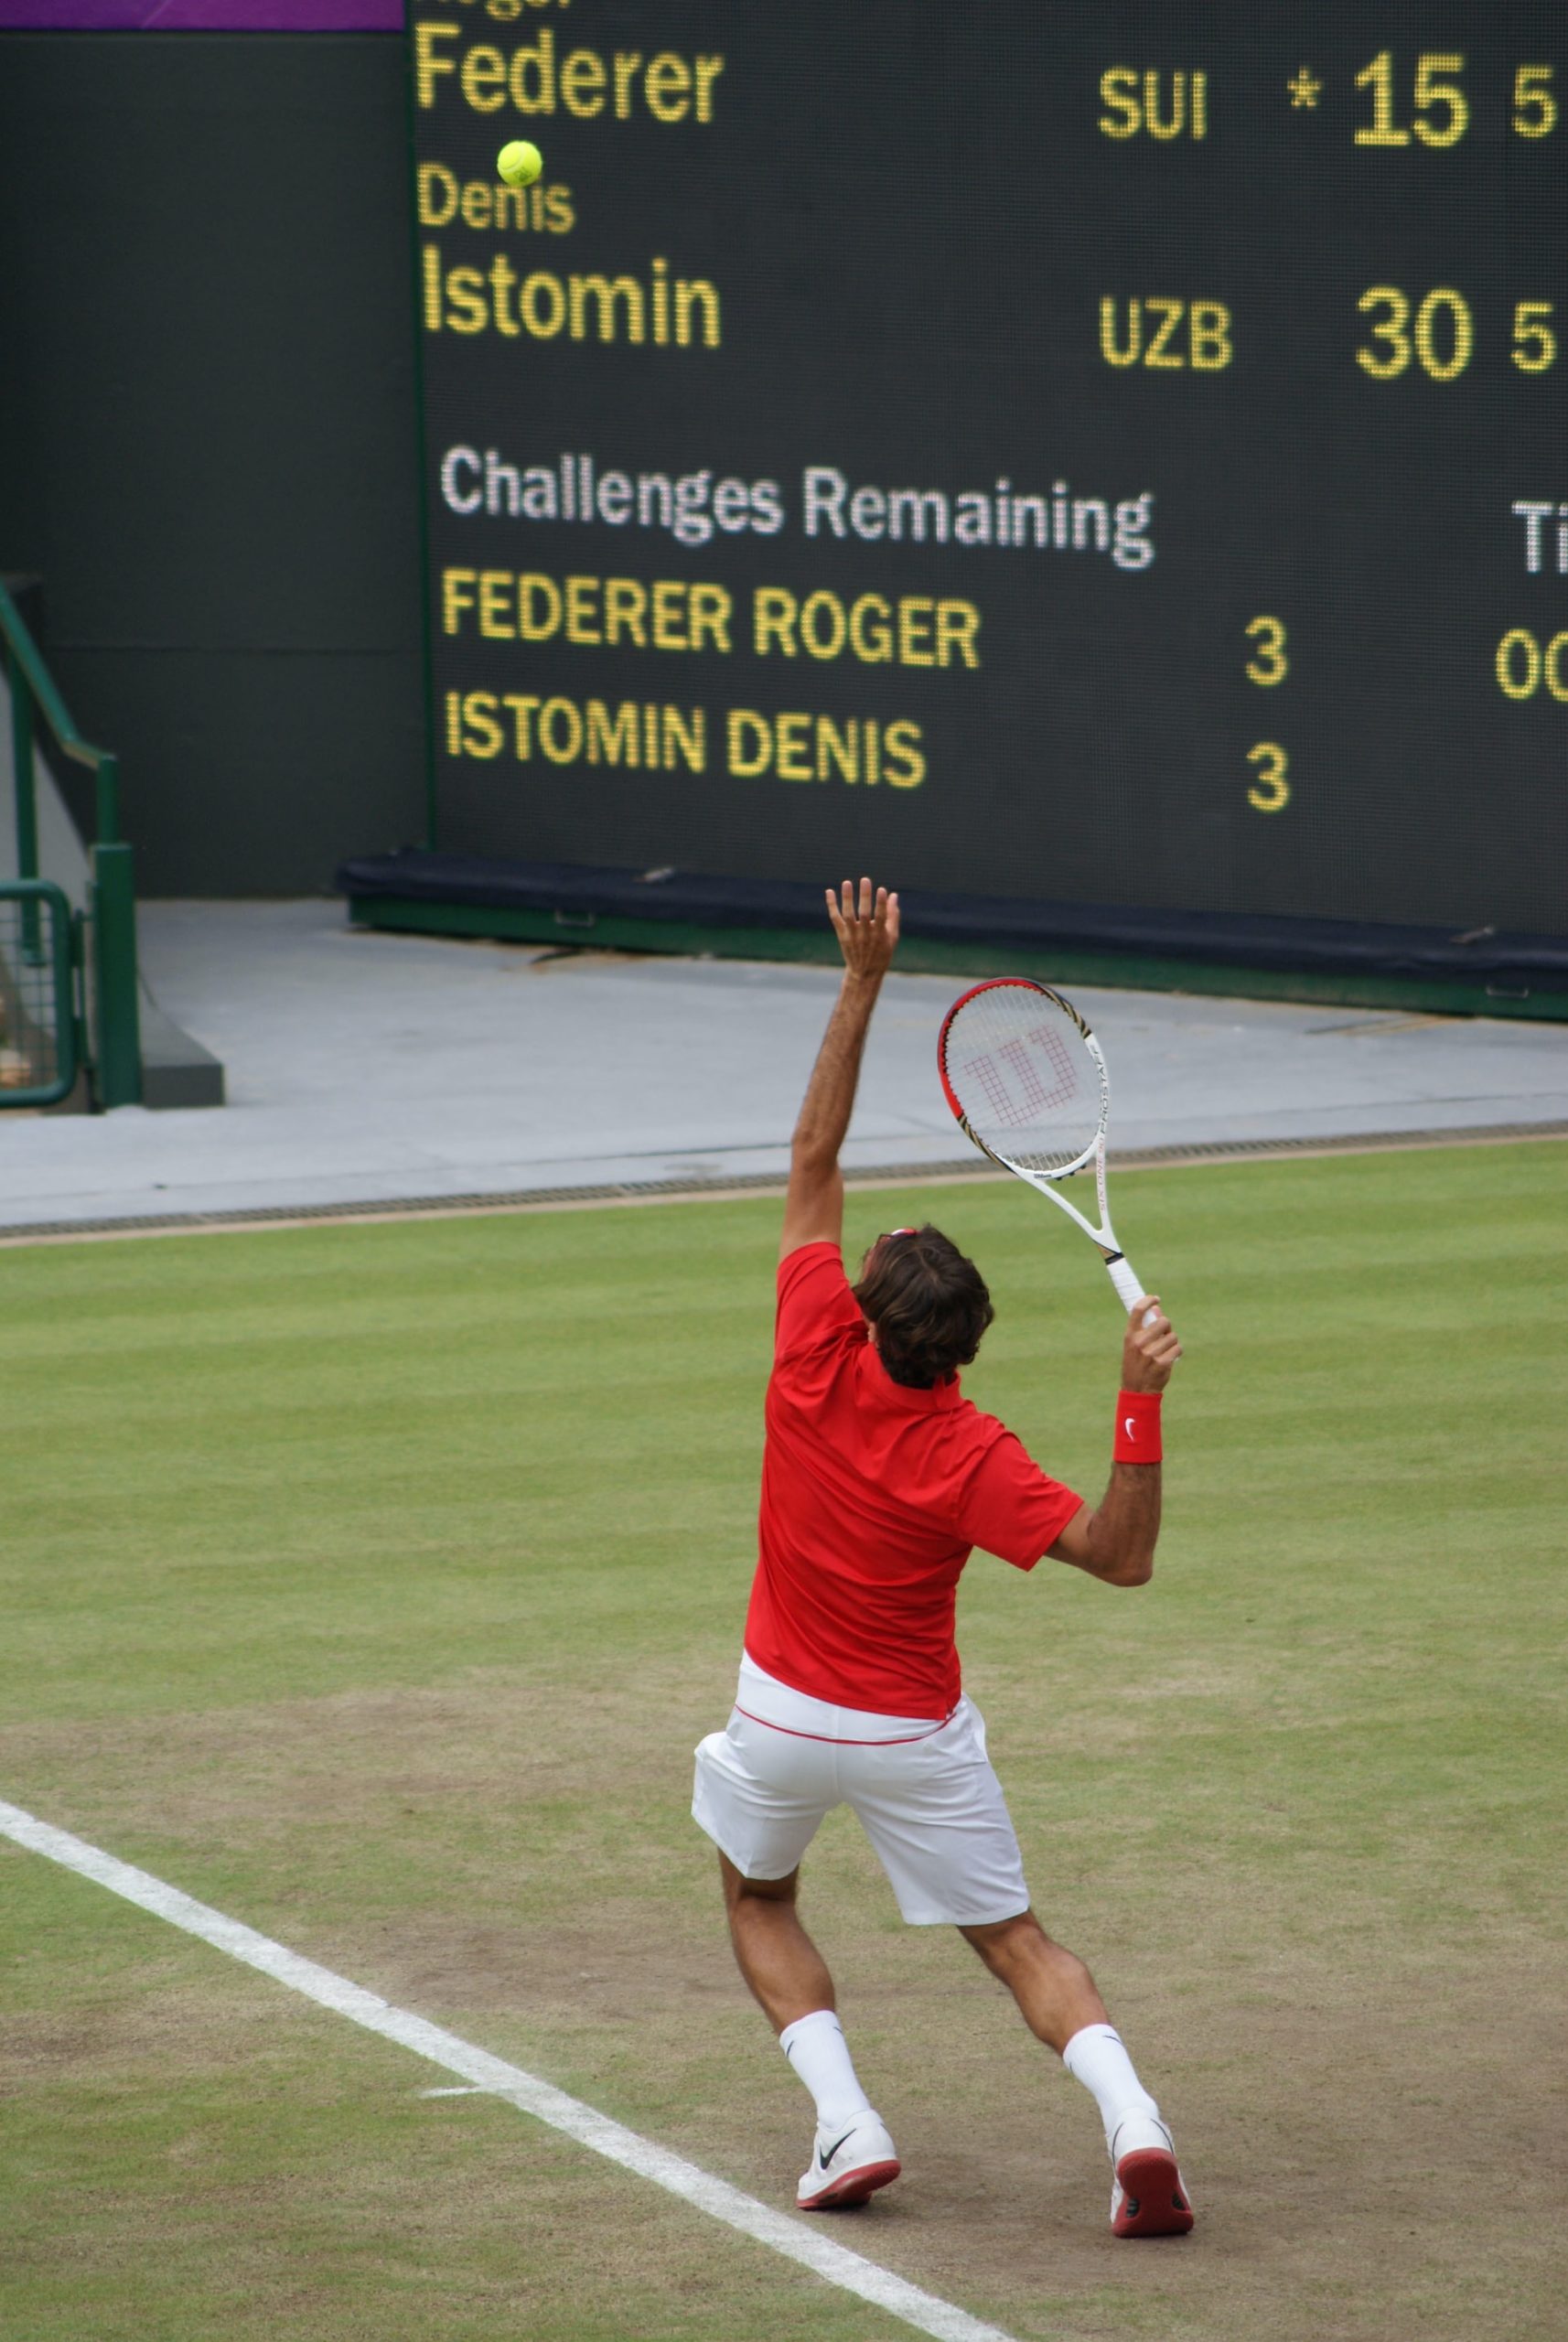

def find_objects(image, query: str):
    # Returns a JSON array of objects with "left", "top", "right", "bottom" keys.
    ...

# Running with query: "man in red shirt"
[{"left": 693, "top": 879, "right": 1193, "bottom": 2238}]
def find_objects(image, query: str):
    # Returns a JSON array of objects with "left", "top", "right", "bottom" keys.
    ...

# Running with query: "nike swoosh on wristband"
[
  {"left": 820, "top": 2131, "right": 857, "bottom": 2168},
  {"left": 1123, "top": 1417, "right": 1137, "bottom": 1440}
]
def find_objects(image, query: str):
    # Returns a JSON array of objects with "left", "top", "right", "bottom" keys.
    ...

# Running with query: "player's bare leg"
[
  {"left": 962, "top": 1910, "right": 1193, "bottom": 2237},
  {"left": 719, "top": 1853, "right": 900, "bottom": 2209},
  {"left": 719, "top": 1854, "right": 834, "bottom": 2030},
  {"left": 961, "top": 1908, "right": 1108, "bottom": 2049}
]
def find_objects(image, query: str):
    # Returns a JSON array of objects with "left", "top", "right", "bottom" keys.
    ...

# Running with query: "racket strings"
[{"left": 943, "top": 987, "right": 1101, "bottom": 1174}]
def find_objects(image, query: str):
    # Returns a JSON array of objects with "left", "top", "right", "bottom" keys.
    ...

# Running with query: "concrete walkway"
[{"left": 1, "top": 899, "right": 1564, "bottom": 1231}]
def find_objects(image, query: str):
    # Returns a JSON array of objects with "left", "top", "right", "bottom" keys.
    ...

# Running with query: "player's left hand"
[
  {"left": 826, "top": 876, "right": 900, "bottom": 980},
  {"left": 1122, "top": 1295, "right": 1181, "bottom": 1391}
]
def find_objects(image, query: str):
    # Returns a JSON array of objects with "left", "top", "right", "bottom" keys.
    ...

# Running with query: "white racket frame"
[{"left": 938, "top": 977, "right": 1150, "bottom": 1316}]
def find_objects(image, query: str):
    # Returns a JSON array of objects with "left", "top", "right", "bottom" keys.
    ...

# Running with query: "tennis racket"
[{"left": 938, "top": 977, "right": 1155, "bottom": 1320}]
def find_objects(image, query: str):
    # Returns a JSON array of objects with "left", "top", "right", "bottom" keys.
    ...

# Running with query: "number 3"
[
  {"left": 1245, "top": 616, "right": 1289, "bottom": 684},
  {"left": 1358, "top": 285, "right": 1411, "bottom": 377},
  {"left": 1247, "top": 742, "right": 1291, "bottom": 812}
]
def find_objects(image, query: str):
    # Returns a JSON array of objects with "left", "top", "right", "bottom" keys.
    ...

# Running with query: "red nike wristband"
[{"left": 1114, "top": 1390, "right": 1163, "bottom": 1464}]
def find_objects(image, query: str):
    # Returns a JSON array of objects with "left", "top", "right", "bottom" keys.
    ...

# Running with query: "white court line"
[{"left": 0, "top": 1798, "right": 1018, "bottom": 2342}]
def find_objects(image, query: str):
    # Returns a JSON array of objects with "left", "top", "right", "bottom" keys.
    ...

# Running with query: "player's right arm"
[
  {"left": 1047, "top": 1297, "right": 1181, "bottom": 1587},
  {"left": 779, "top": 878, "right": 900, "bottom": 1262}
]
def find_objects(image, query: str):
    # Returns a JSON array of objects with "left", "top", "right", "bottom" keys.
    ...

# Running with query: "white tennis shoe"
[
  {"left": 1108, "top": 2111, "right": 1194, "bottom": 2238},
  {"left": 796, "top": 2112, "right": 901, "bottom": 2210}
]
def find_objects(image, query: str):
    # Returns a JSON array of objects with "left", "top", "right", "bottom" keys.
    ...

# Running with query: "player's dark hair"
[{"left": 853, "top": 1225, "right": 994, "bottom": 1389}]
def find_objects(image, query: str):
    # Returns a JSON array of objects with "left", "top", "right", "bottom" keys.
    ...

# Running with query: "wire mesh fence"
[{"left": 0, "top": 886, "right": 76, "bottom": 1107}]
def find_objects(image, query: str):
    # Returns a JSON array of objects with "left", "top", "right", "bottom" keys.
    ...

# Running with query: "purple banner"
[{"left": 0, "top": 1, "right": 402, "bottom": 25}]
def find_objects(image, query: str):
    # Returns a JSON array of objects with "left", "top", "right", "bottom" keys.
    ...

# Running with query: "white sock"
[
  {"left": 779, "top": 2010, "right": 874, "bottom": 2130},
  {"left": 1061, "top": 2023, "right": 1160, "bottom": 2148}
]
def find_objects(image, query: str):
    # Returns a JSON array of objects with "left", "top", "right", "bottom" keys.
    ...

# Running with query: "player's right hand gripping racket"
[{"left": 938, "top": 978, "right": 1155, "bottom": 1319}]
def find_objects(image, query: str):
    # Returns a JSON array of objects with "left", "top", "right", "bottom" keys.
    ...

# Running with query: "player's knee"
[
  {"left": 961, "top": 1907, "right": 1047, "bottom": 1970},
  {"left": 963, "top": 1901, "right": 1062, "bottom": 1976},
  {"left": 720, "top": 1853, "right": 800, "bottom": 1913}
]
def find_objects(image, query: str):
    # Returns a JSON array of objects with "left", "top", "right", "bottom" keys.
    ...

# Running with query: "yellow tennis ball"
[{"left": 497, "top": 140, "right": 542, "bottom": 189}]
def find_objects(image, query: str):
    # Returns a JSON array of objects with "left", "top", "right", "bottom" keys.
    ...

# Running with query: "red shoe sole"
[
  {"left": 799, "top": 2157, "right": 901, "bottom": 2210},
  {"left": 1112, "top": 2148, "right": 1194, "bottom": 2238}
]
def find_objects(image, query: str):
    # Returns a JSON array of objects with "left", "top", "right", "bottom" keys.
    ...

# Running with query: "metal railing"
[
  {"left": 0, "top": 577, "right": 141, "bottom": 1107},
  {"left": 0, "top": 881, "right": 78, "bottom": 1106}
]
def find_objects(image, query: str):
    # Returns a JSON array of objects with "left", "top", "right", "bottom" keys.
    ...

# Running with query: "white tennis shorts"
[{"left": 692, "top": 1671, "right": 1030, "bottom": 1928}]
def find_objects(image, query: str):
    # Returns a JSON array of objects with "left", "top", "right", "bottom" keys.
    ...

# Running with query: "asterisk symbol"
[{"left": 1288, "top": 67, "right": 1323, "bottom": 109}]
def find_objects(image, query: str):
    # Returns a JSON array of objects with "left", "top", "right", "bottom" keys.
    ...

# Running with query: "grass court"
[{"left": 4, "top": 1140, "right": 1563, "bottom": 2342}]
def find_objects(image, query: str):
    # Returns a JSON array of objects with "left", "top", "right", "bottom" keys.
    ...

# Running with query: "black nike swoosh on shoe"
[{"left": 818, "top": 2130, "right": 858, "bottom": 2169}]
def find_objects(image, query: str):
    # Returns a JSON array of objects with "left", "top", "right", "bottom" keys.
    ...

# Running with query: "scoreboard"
[{"left": 408, "top": 3, "right": 1568, "bottom": 940}]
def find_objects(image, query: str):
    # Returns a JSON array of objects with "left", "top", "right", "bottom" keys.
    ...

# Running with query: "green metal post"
[
  {"left": 6, "top": 646, "right": 43, "bottom": 961},
  {"left": 91, "top": 757, "right": 141, "bottom": 1106},
  {"left": 94, "top": 747, "right": 121, "bottom": 845}
]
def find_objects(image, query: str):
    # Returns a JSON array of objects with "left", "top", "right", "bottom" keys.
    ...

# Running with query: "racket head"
[{"left": 938, "top": 978, "right": 1108, "bottom": 1178}]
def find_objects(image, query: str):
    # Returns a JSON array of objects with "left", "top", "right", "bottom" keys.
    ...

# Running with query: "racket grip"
[{"left": 1105, "top": 1254, "right": 1155, "bottom": 1323}]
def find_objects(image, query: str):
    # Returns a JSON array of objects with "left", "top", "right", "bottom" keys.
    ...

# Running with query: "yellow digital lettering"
[
  {"left": 478, "top": 570, "right": 513, "bottom": 637},
  {"left": 489, "top": 252, "right": 520, "bottom": 335},
  {"left": 693, "top": 56, "right": 725, "bottom": 121},
  {"left": 675, "top": 278, "right": 721, "bottom": 347},
  {"left": 727, "top": 710, "right": 771, "bottom": 776},
  {"left": 413, "top": 20, "right": 458, "bottom": 108},
  {"left": 461, "top": 691, "right": 503, "bottom": 758},
  {"left": 897, "top": 597, "right": 936, "bottom": 665},
  {"left": 569, "top": 273, "right": 645, "bottom": 342},
  {"left": 502, "top": 693, "right": 539, "bottom": 757},
  {"left": 560, "top": 48, "right": 606, "bottom": 115},
  {"left": 564, "top": 575, "right": 601, "bottom": 644},
  {"left": 417, "top": 162, "right": 458, "bottom": 226},
  {"left": 520, "top": 270, "right": 566, "bottom": 337},
  {"left": 612, "top": 49, "right": 643, "bottom": 117},
  {"left": 800, "top": 591, "right": 847, "bottom": 661},
  {"left": 933, "top": 600, "right": 980, "bottom": 669},
  {"left": 883, "top": 720, "right": 926, "bottom": 789},
  {"left": 1143, "top": 69, "right": 1187, "bottom": 139},
  {"left": 848, "top": 595, "right": 892, "bottom": 662},
  {"left": 1144, "top": 297, "right": 1186, "bottom": 367},
  {"left": 538, "top": 696, "right": 584, "bottom": 763},
  {"left": 651, "top": 581, "right": 688, "bottom": 650},
  {"left": 1189, "top": 300, "right": 1232, "bottom": 369},
  {"left": 444, "top": 265, "right": 489, "bottom": 333},
  {"left": 774, "top": 714, "right": 813, "bottom": 780},
  {"left": 585, "top": 699, "right": 639, "bottom": 765},
  {"left": 461, "top": 43, "right": 509, "bottom": 111},
  {"left": 644, "top": 53, "right": 692, "bottom": 121},
  {"left": 442, "top": 567, "right": 477, "bottom": 635},
  {"left": 1100, "top": 296, "right": 1142, "bottom": 366},
  {"left": 509, "top": 27, "right": 555, "bottom": 113},
  {"left": 754, "top": 588, "right": 798, "bottom": 656},
  {"left": 817, "top": 716, "right": 859, "bottom": 782},
  {"left": 662, "top": 706, "right": 706, "bottom": 771},
  {"left": 688, "top": 584, "right": 732, "bottom": 653},
  {"left": 1099, "top": 66, "right": 1140, "bottom": 135},
  {"left": 603, "top": 577, "right": 648, "bottom": 647},
  {"left": 518, "top": 573, "right": 563, "bottom": 639}
]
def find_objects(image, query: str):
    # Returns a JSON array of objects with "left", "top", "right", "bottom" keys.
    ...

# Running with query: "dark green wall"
[{"left": 0, "top": 33, "right": 426, "bottom": 896}]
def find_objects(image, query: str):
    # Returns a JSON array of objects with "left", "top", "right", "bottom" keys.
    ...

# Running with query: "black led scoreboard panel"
[{"left": 410, "top": 4, "right": 1568, "bottom": 937}]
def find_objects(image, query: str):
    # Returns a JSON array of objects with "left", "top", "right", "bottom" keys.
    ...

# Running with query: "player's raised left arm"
[{"left": 779, "top": 879, "right": 900, "bottom": 1261}]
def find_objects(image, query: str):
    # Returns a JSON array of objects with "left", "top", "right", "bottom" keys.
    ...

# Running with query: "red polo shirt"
[{"left": 744, "top": 1241, "right": 1084, "bottom": 1717}]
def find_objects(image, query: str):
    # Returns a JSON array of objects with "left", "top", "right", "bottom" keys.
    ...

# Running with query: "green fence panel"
[{"left": 0, "top": 880, "right": 78, "bottom": 1108}]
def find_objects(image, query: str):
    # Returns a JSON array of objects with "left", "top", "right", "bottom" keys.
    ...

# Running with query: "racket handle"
[{"left": 1105, "top": 1254, "right": 1157, "bottom": 1325}]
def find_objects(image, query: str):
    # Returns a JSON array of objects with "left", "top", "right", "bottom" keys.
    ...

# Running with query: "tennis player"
[{"left": 693, "top": 878, "right": 1192, "bottom": 2237}]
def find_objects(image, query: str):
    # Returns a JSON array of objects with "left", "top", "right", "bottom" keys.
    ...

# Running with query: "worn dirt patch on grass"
[{"left": 5, "top": 1647, "right": 1563, "bottom": 2342}]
